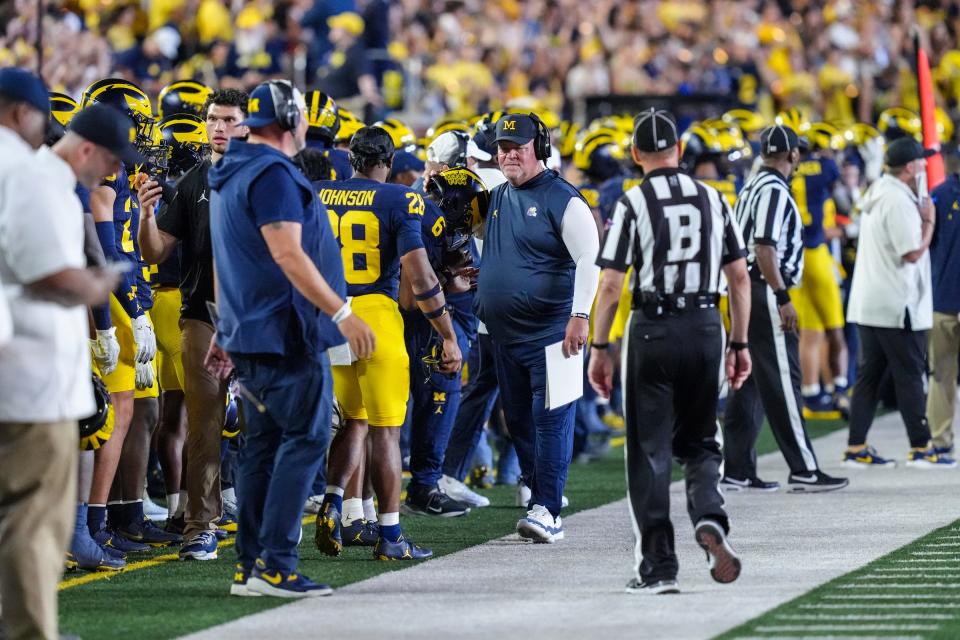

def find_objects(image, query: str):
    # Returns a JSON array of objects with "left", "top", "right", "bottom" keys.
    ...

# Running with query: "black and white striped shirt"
[
  {"left": 735, "top": 167, "right": 804, "bottom": 287},
  {"left": 596, "top": 168, "right": 746, "bottom": 296}
]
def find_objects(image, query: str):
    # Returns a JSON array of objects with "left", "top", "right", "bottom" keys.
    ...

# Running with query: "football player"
[
  {"left": 401, "top": 167, "right": 488, "bottom": 517},
  {"left": 314, "top": 126, "right": 461, "bottom": 560},
  {"left": 80, "top": 78, "right": 178, "bottom": 551},
  {"left": 304, "top": 90, "right": 352, "bottom": 180}
]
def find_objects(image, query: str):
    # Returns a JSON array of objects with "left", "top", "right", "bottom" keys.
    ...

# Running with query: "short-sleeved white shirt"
[
  {"left": 0, "top": 129, "right": 94, "bottom": 422},
  {"left": 847, "top": 174, "right": 933, "bottom": 330}
]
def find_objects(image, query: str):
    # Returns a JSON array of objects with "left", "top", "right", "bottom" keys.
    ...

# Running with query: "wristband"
[
  {"left": 332, "top": 301, "right": 352, "bottom": 325},
  {"left": 591, "top": 343, "right": 609, "bottom": 350},
  {"left": 774, "top": 289, "right": 791, "bottom": 307},
  {"left": 571, "top": 312, "right": 589, "bottom": 320},
  {"left": 424, "top": 305, "right": 448, "bottom": 320},
  {"left": 415, "top": 283, "right": 442, "bottom": 301},
  {"left": 728, "top": 341, "right": 748, "bottom": 351}
]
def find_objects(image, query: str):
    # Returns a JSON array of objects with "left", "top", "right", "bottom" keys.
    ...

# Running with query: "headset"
[
  {"left": 528, "top": 112, "right": 552, "bottom": 161},
  {"left": 267, "top": 80, "right": 301, "bottom": 132}
]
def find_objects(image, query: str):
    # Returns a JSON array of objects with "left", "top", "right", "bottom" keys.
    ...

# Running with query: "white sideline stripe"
[
  {"left": 934, "top": 535, "right": 960, "bottom": 540},
  {"left": 873, "top": 567, "right": 960, "bottom": 572},
  {"left": 839, "top": 583, "right": 960, "bottom": 589},
  {"left": 776, "top": 613, "right": 956, "bottom": 621},
  {"left": 911, "top": 551, "right": 960, "bottom": 555},
  {"left": 755, "top": 625, "right": 941, "bottom": 632},
  {"left": 922, "top": 542, "right": 960, "bottom": 547},
  {"left": 735, "top": 637, "right": 925, "bottom": 640},
  {"left": 824, "top": 594, "right": 960, "bottom": 600},
  {"left": 857, "top": 573, "right": 960, "bottom": 579},
  {"left": 800, "top": 603, "right": 960, "bottom": 610},
  {"left": 894, "top": 558, "right": 958, "bottom": 563}
]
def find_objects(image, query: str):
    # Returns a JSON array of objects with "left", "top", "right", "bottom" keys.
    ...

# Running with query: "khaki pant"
[
  {"left": 181, "top": 319, "right": 227, "bottom": 539},
  {"left": 927, "top": 312, "right": 960, "bottom": 449},
  {"left": 0, "top": 421, "right": 77, "bottom": 640}
]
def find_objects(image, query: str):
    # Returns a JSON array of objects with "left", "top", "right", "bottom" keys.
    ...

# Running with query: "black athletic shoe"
[
  {"left": 402, "top": 488, "right": 470, "bottom": 517},
  {"left": 694, "top": 520, "right": 741, "bottom": 584},
  {"left": 624, "top": 577, "right": 680, "bottom": 595},
  {"left": 787, "top": 470, "right": 849, "bottom": 493},
  {"left": 720, "top": 476, "right": 780, "bottom": 492}
]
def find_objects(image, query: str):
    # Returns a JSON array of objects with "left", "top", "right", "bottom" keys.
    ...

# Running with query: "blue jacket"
[
  {"left": 931, "top": 174, "right": 960, "bottom": 314},
  {"left": 209, "top": 140, "right": 346, "bottom": 358},
  {"left": 475, "top": 169, "right": 582, "bottom": 344}
]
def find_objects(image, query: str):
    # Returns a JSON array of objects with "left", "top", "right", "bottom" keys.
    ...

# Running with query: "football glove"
[
  {"left": 90, "top": 327, "right": 121, "bottom": 376},
  {"left": 135, "top": 360, "right": 155, "bottom": 390},
  {"left": 131, "top": 314, "right": 157, "bottom": 364}
]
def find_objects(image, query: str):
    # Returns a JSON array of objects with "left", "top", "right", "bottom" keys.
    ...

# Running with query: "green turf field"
[
  {"left": 718, "top": 518, "right": 960, "bottom": 639},
  {"left": 59, "top": 417, "right": 847, "bottom": 640}
]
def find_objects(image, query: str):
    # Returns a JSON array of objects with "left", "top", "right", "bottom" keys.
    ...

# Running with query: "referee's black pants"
[
  {"left": 848, "top": 321, "right": 931, "bottom": 449},
  {"left": 623, "top": 306, "right": 728, "bottom": 583},
  {"left": 723, "top": 280, "right": 819, "bottom": 478}
]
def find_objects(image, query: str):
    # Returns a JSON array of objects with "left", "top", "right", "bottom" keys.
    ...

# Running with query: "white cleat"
[{"left": 439, "top": 474, "right": 490, "bottom": 508}]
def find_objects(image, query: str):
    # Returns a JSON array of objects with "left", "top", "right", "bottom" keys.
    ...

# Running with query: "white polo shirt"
[
  {"left": 0, "top": 129, "right": 94, "bottom": 422},
  {"left": 847, "top": 174, "right": 933, "bottom": 331}
]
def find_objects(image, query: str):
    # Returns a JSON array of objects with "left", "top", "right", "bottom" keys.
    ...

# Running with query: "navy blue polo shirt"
[
  {"left": 209, "top": 140, "right": 346, "bottom": 358},
  {"left": 931, "top": 174, "right": 960, "bottom": 314},
  {"left": 475, "top": 169, "right": 582, "bottom": 344}
]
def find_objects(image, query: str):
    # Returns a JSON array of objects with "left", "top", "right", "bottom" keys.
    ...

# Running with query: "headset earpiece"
[
  {"left": 268, "top": 81, "right": 301, "bottom": 132},
  {"left": 528, "top": 113, "right": 551, "bottom": 161}
]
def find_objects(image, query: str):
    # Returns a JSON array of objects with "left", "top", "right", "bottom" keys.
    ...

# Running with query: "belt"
[{"left": 632, "top": 291, "right": 719, "bottom": 317}]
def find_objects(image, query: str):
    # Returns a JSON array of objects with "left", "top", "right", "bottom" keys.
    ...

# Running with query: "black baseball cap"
[
  {"left": 68, "top": 103, "right": 145, "bottom": 166},
  {"left": 760, "top": 124, "right": 808, "bottom": 155},
  {"left": 495, "top": 114, "right": 538, "bottom": 145},
  {"left": 632, "top": 108, "right": 678, "bottom": 152},
  {"left": 885, "top": 136, "right": 936, "bottom": 167}
]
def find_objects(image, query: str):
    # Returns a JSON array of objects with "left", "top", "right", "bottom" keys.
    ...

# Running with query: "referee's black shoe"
[
  {"left": 720, "top": 476, "right": 781, "bottom": 492},
  {"left": 624, "top": 577, "right": 680, "bottom": 595},
  {"left": 402, "top": 486, "right": 471, "bottom": 517},
  {"left": 694, "top": 519, "right": 741, "bottom": 584},
  {"left": 786, "top": 470, "right": 849, "bottom": 493}
]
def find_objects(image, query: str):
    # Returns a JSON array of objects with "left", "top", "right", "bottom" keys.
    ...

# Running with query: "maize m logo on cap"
[
  {"left": 502, "top": 120, "right": 517, "bottom": 131},
  {"left": 249, "top": 98, "right": 260, "bottom": 113}
]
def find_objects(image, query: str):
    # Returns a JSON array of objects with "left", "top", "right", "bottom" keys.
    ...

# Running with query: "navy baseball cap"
[
  {"left": 760, "top": 124, "right": 808, "bottom": 155},
  {"left": 69, "top": 104, "right": 145, "bottom": 166},
  {"left": 0, "top": 67, "right": 49, "bottom": 116},
  {"left": 240, "top": 81, "right": 305, "bottom": 128},
  {"left": 391, "top": 150, "right": 424, "bottom": 174},
  {"left": 632, "top": 108, "right": 678, "bottom": 152},
  {"left": 495, "top": 114, "right": 538, "bottom": 145},
  {"left": 885, "top": 137, "right": 936, "bottom": 167}
]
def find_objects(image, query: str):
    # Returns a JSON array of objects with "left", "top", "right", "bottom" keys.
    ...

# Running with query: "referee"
[
  {"left": 722, "top": 125, "right": 848, "bottom": 493},
  {"left": 589, "top": 108, "right": 752, "bottom": 595}
]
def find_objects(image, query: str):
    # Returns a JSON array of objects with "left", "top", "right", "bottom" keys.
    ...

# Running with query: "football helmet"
[
  {"left": 877, "top": 107, "right": 922, "bottom": 142},
  {"left": 722, "top": 108, "right": 766, "bottom": 136},
  {"left": 46, "top": 92, "right": 78, "bottom": 145},
  {"left": 222, "top": 381, "right": 241, "bottom": 439},
  {"left": 427, "top": 167, "right": 490, "bottom": 235},
  {"left": 159, "top": 113, "right": 209, "bottom": 179},
  {"left": 79, "top": 376, "right": 114, "bottom": 451},
  {"left": 424, "top": 116, "right": 469, "bottom": 144},
  {"left": 335, "top": 108, "right": 364, "bottom": 145},
  {"left": 374, "top": 117, "right": 417, "bottom": 153},
  {"left": 81, "top": 78, "right": 164, "bottom": 170},
  {"left": 680, "top": 123, "right": 724, "bottom": 172},
  {"left": 703, "top": 118, "right": 753, "bottom": 164},
  {"left": 573, "top": 128, "right": 625, "bottom": 181},
  {"left": 807, "top": 122, "right": 846, "bottom": 152},
  {"left": 305, "top": 90, "right": 340, "bottom": 145},
  {"left": 157, "top": 80, "right": 212, "bottom": 120},
  {"left": 775, "top": 107, "right": 812, "bottom": 135},
  {"left": 557, "top": 120, "right": 580, "bottom": 159}
]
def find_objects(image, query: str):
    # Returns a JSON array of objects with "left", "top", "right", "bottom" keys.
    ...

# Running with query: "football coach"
[
  {"left": 206, "top": 80, "right": 374, "bottom": 597},
  {"left": 475, "top": 113, "right": 600, "bottom": 543}
]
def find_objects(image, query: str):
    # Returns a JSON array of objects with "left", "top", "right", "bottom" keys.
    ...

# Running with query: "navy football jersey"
[{"left": 318, "top": 177, "right": 424, "bottom": 300}]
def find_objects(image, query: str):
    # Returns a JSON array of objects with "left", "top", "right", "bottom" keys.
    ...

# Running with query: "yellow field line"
[{"left": 59, "top": 516, "right": 315, "bottom": 591}]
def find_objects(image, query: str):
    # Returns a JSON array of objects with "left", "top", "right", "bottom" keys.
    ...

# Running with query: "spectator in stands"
[{"left": 315, "top": 12, "right": 381, "bottom": 118}]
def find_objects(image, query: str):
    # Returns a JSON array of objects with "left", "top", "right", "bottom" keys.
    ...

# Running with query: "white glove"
[
  {"left": 131, "top": 314, "right": 157, "bottom": 364},
  {"left": 860, "top": 137, "right": 884, "bottom": 184},
  {"left": 135, "top": 360, "right": 155, "bottom": 390},
  {"left": 90, "top": 327, "right": 121, "bottom": 376}
]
